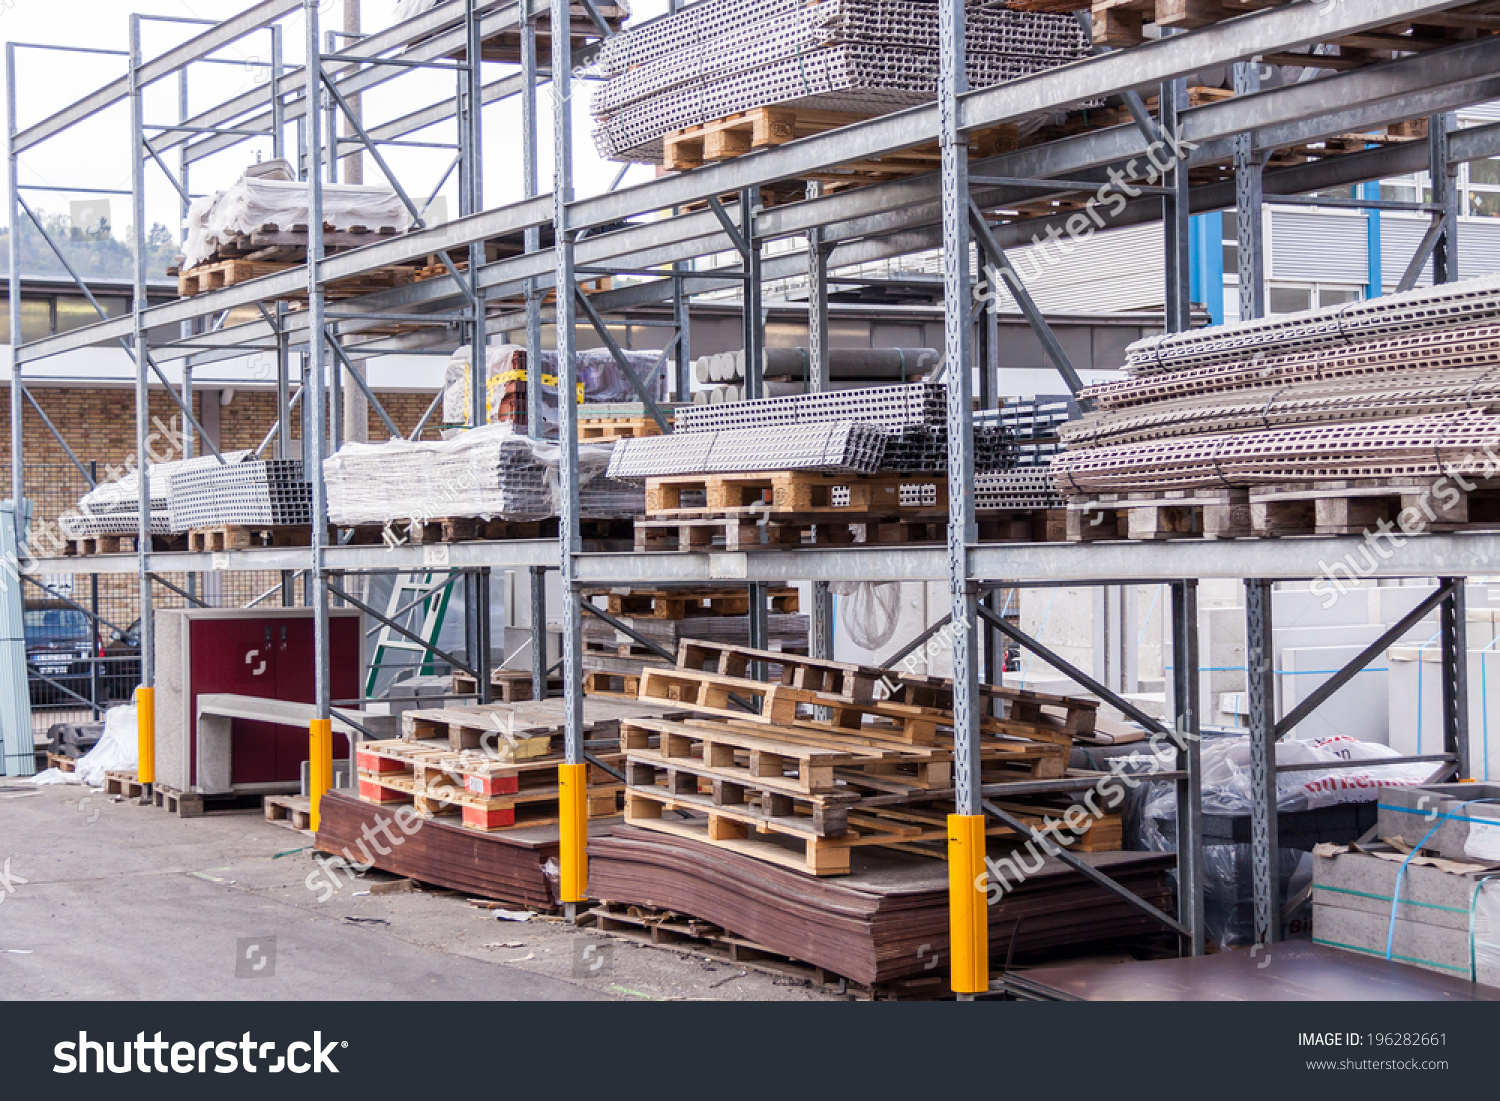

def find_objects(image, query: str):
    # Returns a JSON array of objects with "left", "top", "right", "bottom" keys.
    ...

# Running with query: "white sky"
[{"left": 3, "top": 0, "right": 670, "bottom": 243}]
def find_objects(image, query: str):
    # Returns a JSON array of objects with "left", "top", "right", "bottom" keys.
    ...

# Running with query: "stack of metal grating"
[
  {"left": 591, "top": 0, "right": 1091, "bottom": 162},
  {"left": 62, "top": 452, "right": 256, "bottom": 539},
  {"left": 324, "top": 424, "right": 642, "bottom": 526},
  {"left": 166, "top": 458, "right": 313, "bottom": 530},
  {"left": 1052, "top": 273, "right": 1500, "bottom": 496},
  {"left": 608, "top": 383, "right": 1017, "bottom": 479}
]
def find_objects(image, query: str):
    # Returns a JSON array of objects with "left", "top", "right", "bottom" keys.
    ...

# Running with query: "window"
[
  {"left": 1317, "top": 286, "right": 1362, "bottom": 307},
  {"left": 1220, "top": 209, "right": 1239, "bottom": 275},
  {"left": 55, "top": 295, "right": 127, "bottom": 334},
  {"left": 1268, "top": 284, "right": 1313, "bottom": 314},
  {"left": 1464, "top": 157, "right": 1500, "bottom": 218},
  {"left": 0, "top": 297, "right": 54, "bottom": 343}
]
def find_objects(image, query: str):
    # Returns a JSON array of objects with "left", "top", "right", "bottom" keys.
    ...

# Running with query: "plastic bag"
[
  {"left": 444, "top": 345, "right": 666, "bottom": 437},
  {"left": 182, "top": 170, "right": 413, "bottom": 268},
  {"left": 831, "top": 581, "right": 902, "bottom": 651}
]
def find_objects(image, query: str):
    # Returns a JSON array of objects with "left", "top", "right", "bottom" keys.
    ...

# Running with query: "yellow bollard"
[
  {"left": 947, "top": 813, "right": 989, "bottom": 995},
  {"left": 558, "top": 762, "right": 589, "bottom": 903},
  {"left": 309, "top": 719, "right": 333, "bottom": 832},
  {"left": 135, "top": 686, "right": 155, "bottom": 785}
]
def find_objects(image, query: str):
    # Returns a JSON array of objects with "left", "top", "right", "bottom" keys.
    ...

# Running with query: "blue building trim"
[
  {"left": 1188, "top": 213, "right": 1225, "bottom": 325},
  {"left": 1363, "top": 180, "right": 1382, "bottom": 299}
]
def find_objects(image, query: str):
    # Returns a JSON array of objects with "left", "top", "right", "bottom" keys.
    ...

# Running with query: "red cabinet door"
[
  {"left": 186, "top": 614, "right": 359, "bottom": 789},
  {"left": 188, "top": 617, "right": 283, "bottom": 786}
]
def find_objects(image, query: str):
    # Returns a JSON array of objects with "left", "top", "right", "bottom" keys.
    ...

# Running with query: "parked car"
[{"left": 23, "top": 603, "right": 140, "bottom": 707}]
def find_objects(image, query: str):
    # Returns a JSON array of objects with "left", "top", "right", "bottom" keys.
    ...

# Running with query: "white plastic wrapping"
[
  {"left": 26, "top": 704, "right": 138, "bottom": 789},
  {"left": 323, "top": 423, "right": 617, "bottom": 525},
  {"left": 831, "top": 581, "right": 902, "bottom": 651},
  {"left": 443, "top": 344, "right": 666, "bottom": 436},
  {"left": 181, "top": 170, "right": 413, "bottom": 269}
]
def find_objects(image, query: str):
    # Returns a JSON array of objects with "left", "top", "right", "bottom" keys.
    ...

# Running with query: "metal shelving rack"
[{"left": 10, "top": 0, "right": 1500, "bottom": 996}]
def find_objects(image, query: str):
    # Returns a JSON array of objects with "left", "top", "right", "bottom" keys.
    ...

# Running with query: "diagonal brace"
[
  {"left": 983, "top": 798, "right": 1189, "bottom": 937},
  {"left": 1275, "top": 581, "right": 1455, "bottom": 740},
  {"left": 978, "top": 602, "right": 1170, "bottom": 737}
]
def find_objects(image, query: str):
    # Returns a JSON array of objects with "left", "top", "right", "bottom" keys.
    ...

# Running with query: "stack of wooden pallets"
[
  {"left": 581, "top": 585, "right": 808, "bottom": 697},
  {"left": 618, "top": 640, "right": 1113, "bottom": 874},
  {"left": 352, "top": 697, "right": 687, "bottom": 832},
  {"left": 634, "top": 470, "right": 948, "bottom": 551}
]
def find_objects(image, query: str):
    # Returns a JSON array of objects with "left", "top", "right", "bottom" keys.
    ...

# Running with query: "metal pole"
[
  {"left": 740, "top": 186, "right": 763, "bottom": 401},
  {"left": 1441, "top": 579, "right": 1471, "bottom": 779},
  {"left": 1162, "top": 73, "right": 1192, "bottom": 334},
  {"left": 531, "top": 565, "right": 548, "bottom": 699},
  {"left": 552, "top": 0, "right": 587, "bottom": 913},
  {"left": 305, "top": 0, "right": 333, "bottom": 830},
  {"left": 520, "top": 8, "right": 543, "bottom": 438},
  {"left": 1171, "top": 580, "right": 1205, "bottom": 956},
  {"left": 806, "top": 178, "right": 833, "bottom": 670},
  {"left": 1233, "top": 61, "right": 1265, "bottom": 321},
  {"left": 7, "top": 45, "right": 23, "bottom": 540},
  {"left": 128, "top": 16, "right": 156, "bottom": 801},
  {"left": 939, "top": 0, "right": 985, "bottom": 999},
  {"left": 342, "top": 0, "right": 363, "bottom": 185},
  {"left": 1430, "top": 112, "right": 1458, "bottom": 284},
  {"left": 1245, "top": 577, "right": 1279, "bottom": 948}
]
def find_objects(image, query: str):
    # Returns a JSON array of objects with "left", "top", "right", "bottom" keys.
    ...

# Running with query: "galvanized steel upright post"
[
  {"left": 552, "top": 0, "right": 588, "bottom": 910},
  {"left": 807, "top": 180, "right": 834, "bottom": 663},
  {"left": 1245, "top": 577, "right": 1279, "bottom": 948},
  {"left": 1232, "top": 61, "right": 1265, "bottom": 321},
  {"left": 6, "top": 45, "right": 23, "bottom": 555},
  {"left": 305, "top": 0, "right": 334, "bottom": 830},
  {"left": 939, "top": 0, "right": 986, "bottom": 997},
  {"left": 128, "top": 16, "right": 158, "bottom": 799},
  {"left": 1171, "top": 580, "right": 1205, "bottom": 956},
  {"left": 463, "top": 0, "right": 492, "bottom": 706}
]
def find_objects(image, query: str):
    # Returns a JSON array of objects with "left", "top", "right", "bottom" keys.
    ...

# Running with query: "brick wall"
[{"left": 0, "top": 385, "right": 442, "bottom": 634}]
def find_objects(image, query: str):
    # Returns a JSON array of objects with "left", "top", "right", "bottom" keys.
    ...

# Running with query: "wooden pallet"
[
  {"left": 577, "top": 416, "right": 668, "bottom": 443},
  {"left": 45, "top": 752, "right": 77, "bottom": 773},
  {"left": 263, "top": 794, "right": 314, "bottom": 832},
  {"left": 1065, "top": 487, "right": 1251, "bottom": 542},
  {"left": 1007, "top": 0, "right": 1496, "bottom": 52},
  {"left": 356, "top": 764, "right": 620, "bottom": 831},
  {"left": 584, "top": 670, "right": 644, "bottom": 698},
  {"left": 186, "top": 524, "right": 318, "bottom": 552},
  {"left": 65, "top": 533, "right": 127, "bottom": 557},
  {"left": 976, "top": 508, "right": 1070, "bottom": 545},
  {"left": 448, "top": 668, "right": 560, "bottom": 701},
  {"left": 177, "top": 257, "right": 417, "bottom": 300},
  {"left": 663, "top": 105, "right": 1021, "bottom": 187},
  {"left": 634, "top": 668, "right": 1070, "bottom": 777},
  {"left": 398, "top": 707, "right": 560, "bottom": 757},
  {"left": 104, "top": 770, "right": 145, "bottom": 799},
  {"left": 395, "top": 516, "right": 633, "bottom": 545},
  {"left": 587, "top": 586, "right": 800, "bottom": 620},
  {"left": 151, "top": 783, "right": 261, "bottom": 818},
  {"left": 646, "top": 471, "right": 946, "bottom": 520},
  {"left": 634, "top": 516, "right": 948, "bottom": 552},
  {"left": 1246, "top": 477, "right": 1500, "bottom": 537}
]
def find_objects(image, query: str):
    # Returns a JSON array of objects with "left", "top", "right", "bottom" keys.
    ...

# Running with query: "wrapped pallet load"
[{"left": 443, "top": 344, "right": 667, "bottom": 436}]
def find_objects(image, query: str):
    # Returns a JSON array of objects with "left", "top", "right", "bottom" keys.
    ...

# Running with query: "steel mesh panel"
[
  {"left": 675, "top": 383, "right": 946, "bottom": 432},
  {"left": 606, "top": 421, "right": 888, "bottom": 479},
  {"left": 595, "top": 45, "right": 1072, "bottom": 162},
  {"left": 596, "top": 0, "right": 1087, "bottom": 77}
]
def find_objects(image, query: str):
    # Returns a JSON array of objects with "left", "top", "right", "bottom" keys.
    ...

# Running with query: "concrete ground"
[{"left": 0, "top": 781, "right": 838, "bottom": 1002}]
